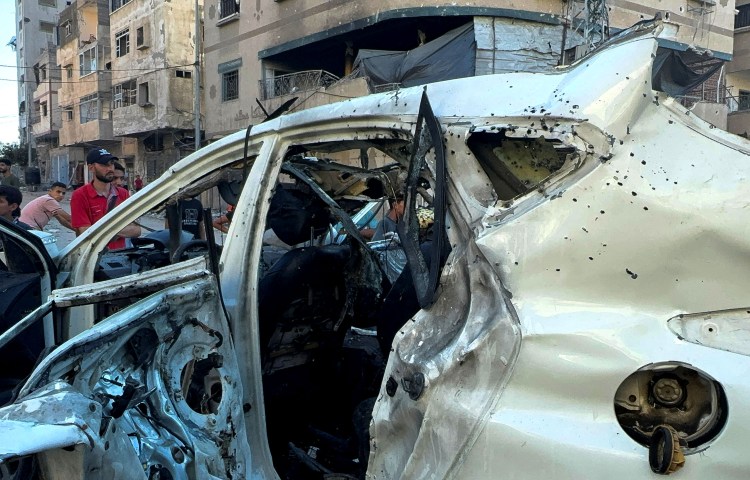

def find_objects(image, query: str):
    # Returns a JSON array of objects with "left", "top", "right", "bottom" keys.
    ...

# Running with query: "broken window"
[
  {"left": 79, "top": 93, "right": 99, "bottom": 123},
  {"left": 39, "top": 21, "right": 54, "bottom": 34},
  {"left": 468, "top": 131, "right": 575, "bottom": 201},
  {"left": 115, "top": 29, "right": 130, "bottom": 58},
  {"left": 79, "top": 46, "right": 96, "bottom": 76},
  {"left": 138, "top": 82, "right": 150, "bottom": 106},
  {"left": 112, "top": 80, "right": 137, "bottom": 109},
  {"left": 136, "top": 25, "right": 149, "bottom": 49}
]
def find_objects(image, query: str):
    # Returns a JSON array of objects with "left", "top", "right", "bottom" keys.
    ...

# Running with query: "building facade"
[
  {"left": 108, "top": 0, "right": 202, "bottom": 181},
  {"left": 14, "top": 0, "right": 66, "bottom": 172},
  {"left": 201, "top": 0, "right": 736, "bottom": 141},
  {"left": 30, "top": 46, "right": 62, "bottom": 184},
  {"left": 52, "top": 0, "right": 116, "bottom": 186},
  {"left": 726, "top": 0, "right": 750, "bottom": 137}
]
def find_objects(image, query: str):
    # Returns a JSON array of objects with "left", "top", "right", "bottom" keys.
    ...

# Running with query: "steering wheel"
[{"left": 171, "top": 239, "right": 213, "bottom": 263}]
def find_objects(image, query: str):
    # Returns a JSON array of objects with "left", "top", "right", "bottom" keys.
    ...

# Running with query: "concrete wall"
[
  {"left": 202, "top": 0, "right": 737, "bottom": 140},
  {"left": 31, "top": 48, "right": 62, "bottom": 139},
  {"left": 110, "top": 0, "right": 199, "bottom": 137},
  {"left": 15, "top": 0, "right": 65, "bottom": 142},
  {"left": 57, "top": 0, "right": 115, "bottom": 148},
  {"left": 691, "top": 100, "right": 729, "bottom": 130}
]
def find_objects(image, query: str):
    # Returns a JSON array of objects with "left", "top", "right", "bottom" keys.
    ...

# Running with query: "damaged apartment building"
[
  {"left": 202, "top": 0, "right": 735, "bottom": 147},
  {"left": 16, "top": 0, "right": 737, "bottom": 184},
  {"left": 27, "top": 0, "right": 200, "bottom": 186}
]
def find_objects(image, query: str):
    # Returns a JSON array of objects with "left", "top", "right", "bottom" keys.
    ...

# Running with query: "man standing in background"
[
  {"left": 0, "top": 158, "right": 20, "bottom": 188},
  {"left": 113, "top": 162, "right": 127, "bottom": 190},
  {"left": 19, "top": 182, "right": 74, "bottom": 231},
  {"left": 165, "top": 196, "right": 206, "bottom": 239},
  {"left": 134, "top": 174, "right": 144, "bottom": 192},
  {"left": 70, "top": 148, "right": 140, "bottom": 249}
]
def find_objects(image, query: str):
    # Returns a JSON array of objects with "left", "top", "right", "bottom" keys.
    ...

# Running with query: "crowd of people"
[{"left": 0, "top": 150, "right": 237, "bottom": 246}]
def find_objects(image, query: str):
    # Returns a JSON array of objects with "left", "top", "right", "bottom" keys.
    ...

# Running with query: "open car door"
[{"left": 0, "top": 219, "right": 57, "bottom": 408}]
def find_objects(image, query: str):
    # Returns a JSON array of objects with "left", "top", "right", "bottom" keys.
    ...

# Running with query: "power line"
[
  {"left": 0, "top": 62, "right": 198, "bottom": 73},
  {"left": 0, "top": 62, "right": 198, "bottom": 85}
]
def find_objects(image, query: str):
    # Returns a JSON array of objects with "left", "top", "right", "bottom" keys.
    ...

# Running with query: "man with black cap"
[
  {"left": 0, "top": 158, "right": 20, "bottom": 188},
  {"left": 70, "top": 148, "right": 140, "bottom": 249}
]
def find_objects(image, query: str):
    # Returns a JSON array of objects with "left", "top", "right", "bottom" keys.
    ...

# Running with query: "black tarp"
[
  {"left": 652, "top": 48, "right": 723, "bottom": 97},
  {"left": 352, "top": 22, "right": 476, "bottom": 88}
]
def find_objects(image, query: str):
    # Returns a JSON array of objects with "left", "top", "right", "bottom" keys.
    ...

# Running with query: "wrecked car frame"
[{"left": 1, "top": 21, "right": 750, "bottom": 479}]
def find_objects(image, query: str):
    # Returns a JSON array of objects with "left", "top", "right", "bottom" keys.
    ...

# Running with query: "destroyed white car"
[{"left": 1, "top": 21, "right": 749, "bottom": 479}]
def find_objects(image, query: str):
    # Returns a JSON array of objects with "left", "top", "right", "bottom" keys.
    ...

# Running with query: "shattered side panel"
[
  {"left": 2, "top": 278, "right": 251, "bottom": 480},
  {"left": 368, "top": 236, "right": 520, "bottom": 479},
  {"left": 370, "top": 27, "right": 750, "bottom": 479},
  {"left": 453, "top": 95, "right": 750, "bottom": 477}
]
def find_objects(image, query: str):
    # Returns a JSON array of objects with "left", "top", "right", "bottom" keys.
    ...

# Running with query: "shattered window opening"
[{"left": 468, "top": 130, "right": 577, "bottom": 201}]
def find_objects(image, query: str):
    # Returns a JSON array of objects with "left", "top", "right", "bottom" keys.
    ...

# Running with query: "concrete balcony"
[
  {"left": 32, "top": 117, "right": 60, "bottom": 140},
  {"left": 60, "top": 118, "right": 114, "bottom": 147}
]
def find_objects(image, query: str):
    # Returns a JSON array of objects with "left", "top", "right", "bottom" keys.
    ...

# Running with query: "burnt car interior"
[{"left": 255, "top": 95, "right": 452, "bottom": 478}]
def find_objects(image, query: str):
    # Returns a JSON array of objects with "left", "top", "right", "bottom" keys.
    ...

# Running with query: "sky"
[{"left": 0, "top": 4, "right": 20, "bottom": 145}]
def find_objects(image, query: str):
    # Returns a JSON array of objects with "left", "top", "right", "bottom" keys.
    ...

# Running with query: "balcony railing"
[
  {"left": 676, "top": 86, "right": 731, "bottom": 110},
  {"left": 258, "top": 70, "right": 339, "bottom": 101}
]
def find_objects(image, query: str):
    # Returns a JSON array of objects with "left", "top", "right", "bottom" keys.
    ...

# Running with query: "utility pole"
[
  {"left": 194, "top": 0, "right": 201, "bottom": 150},
  {"left": 26, "top": 68, "right": 33, "bottom": 168}
]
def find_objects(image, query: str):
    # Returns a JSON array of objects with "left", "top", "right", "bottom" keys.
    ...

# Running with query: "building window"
[
  {"left": 65, "top": 22, "right": 72, "bottom": 36},
  {"left": 739, "top": 90, "right": 750, "bottom": 111},
  {"left": 222, "top": 70, "right": 239, "bottom": 101},
  {"left": 79, "top": 46, "right": 97, "bottom": 76},
  {"left": 175, "top": 70, "right": 192, "bottom": 78},
  {"left": 39, "top": 66, "right": 47, "bottom": 81},
  {"left": 115, "top": 29, "right": 130, "bottom": 58},
  {"left": 65, "top": 65, "right": 73, "bottom": 79},
  {"left": 113, "top": 80, "right": 137, "bottom": 109},
  {"left": 737, "top": 5, "right": 750, "bottom": 29},
  {"left": 136, "top": 26, "right": 150, "bottom": 49},
  {"left": 79, "top": 94, "right": 99, "bottom": 123},
  {"left": 38, "top": 0, "right": 56, "bottom": 5},
  {"left": 138, "top": 82, "right": 151, "bottom": 106},
  {"left": 111, "top": 0, "right": 132, "bottom": 12},
  {"left": 219, "top": 0, "right": 240, "bottom": 19},
  {"left": 39, "top": 21, "right": 55, "bottom": 34},
  {"left": 41, "top": 101, "right": 48, "bottom": 117},
  {"left": 63, "top": 106, "right": 73, "bottom": 121}
]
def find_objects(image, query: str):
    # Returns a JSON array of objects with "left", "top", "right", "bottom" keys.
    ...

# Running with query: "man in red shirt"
[{"left": 70, "top": 148, "right": 141, "bottom": 250}]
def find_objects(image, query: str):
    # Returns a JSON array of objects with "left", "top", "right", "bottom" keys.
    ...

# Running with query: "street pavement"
[{"left": 18, "top": 187, "right": 225, "bottom": 249}]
